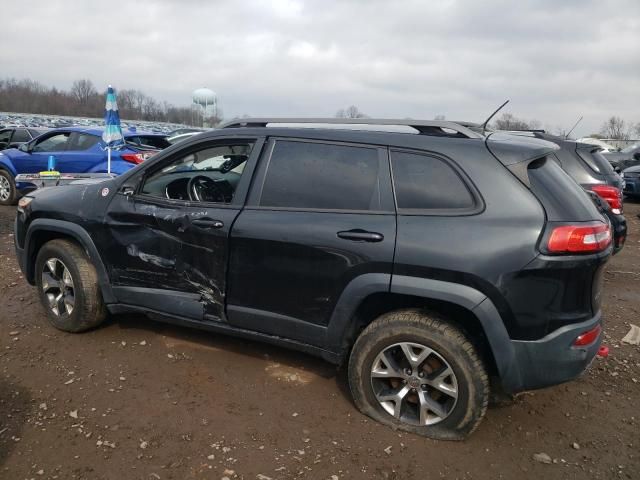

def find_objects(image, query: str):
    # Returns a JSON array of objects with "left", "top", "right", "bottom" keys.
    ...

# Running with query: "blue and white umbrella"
[{"left": 102, "top": 85, "right": 123, "bottom": 174}]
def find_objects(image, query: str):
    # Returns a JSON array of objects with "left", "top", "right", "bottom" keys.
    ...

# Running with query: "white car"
[{"left": 576, "top": 137, "right": 618, "bottom": 152}]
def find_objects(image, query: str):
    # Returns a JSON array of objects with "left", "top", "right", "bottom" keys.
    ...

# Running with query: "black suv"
[{"left": 14, "top": 118, "right": 611, "bottom": 440}]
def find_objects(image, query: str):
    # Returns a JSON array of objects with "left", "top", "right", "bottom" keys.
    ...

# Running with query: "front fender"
[
  {"left": 0, "top": 153, "right": 17, "bottom": 176},
  {"left": 24, "top": 219, "right": 116, "bottom": 303}
]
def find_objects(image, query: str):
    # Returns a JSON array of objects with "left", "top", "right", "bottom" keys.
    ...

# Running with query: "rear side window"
[
  {"left": 260, "top": 140, "right": 381, "bottom": 211},
  {"left": 69, "top": 133, "right": 100, "bottom": 151},
  {"left": 391, "top": 151, "right": 475, "bottom": 210}
]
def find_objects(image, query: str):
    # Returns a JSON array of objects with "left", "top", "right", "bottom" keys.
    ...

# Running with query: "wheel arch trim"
[
  {"left": 24, "top": 219, "right": 116, "bottom": 303},
  {"left": 327, "top": 273, "right": 522, "bottom": 391}
]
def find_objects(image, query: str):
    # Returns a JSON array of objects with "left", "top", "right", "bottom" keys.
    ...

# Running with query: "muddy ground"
[{"left": 0, "top": 201, "right": 639, "bottom": 480}]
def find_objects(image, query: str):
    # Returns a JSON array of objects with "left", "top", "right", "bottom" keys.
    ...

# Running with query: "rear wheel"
[
  {"left": 0, "top": 170, "right": 16, "bottom": 206},
  {"left": 348, "top": 309, "right": 489, "bottom": 440},
  {"left": 35, "top": 239, "right": 107, "bottom": 332}
]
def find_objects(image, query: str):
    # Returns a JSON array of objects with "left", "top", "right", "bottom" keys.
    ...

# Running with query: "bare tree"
[
  {"left": 70, "top": 79, "right": 97, "bottom": 105},
  {"left": 0, "top": 76, "right": 197, "bottom": 126},
  {"left": 433, "top": 115, "right": 446, "bottom": 120},
  {"left": 492, "top": 112, "right": 540, "bottom": 131},
  {"left": 600, "top": 116, "right": 629, "bottom": 140},
  {"left": 336, "top": 105, "right": 368, "bottom": 118}
]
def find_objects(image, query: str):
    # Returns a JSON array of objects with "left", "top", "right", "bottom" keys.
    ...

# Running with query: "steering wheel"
[{"left": 187, "top": 175, "right": 226, "bottom": 203}]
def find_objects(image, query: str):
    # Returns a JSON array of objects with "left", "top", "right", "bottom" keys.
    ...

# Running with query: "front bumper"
[{"left": 509, "top": 311, "right": 602, "bottom": 392}]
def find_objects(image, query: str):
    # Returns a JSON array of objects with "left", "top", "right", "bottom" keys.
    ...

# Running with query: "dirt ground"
[{"left": 0, "top": 202, "right": 639, "bottom": 480}]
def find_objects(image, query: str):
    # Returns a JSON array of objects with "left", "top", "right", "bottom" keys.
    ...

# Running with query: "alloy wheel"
[
  {"left": 370, "top": 342, "right": 458, "bottom": 426},
  {"left": 0, "top": 175, "right": 10, "bottom": 201},
  {"left": 41, "top": 258, "right": 75, "bottom": 316}
]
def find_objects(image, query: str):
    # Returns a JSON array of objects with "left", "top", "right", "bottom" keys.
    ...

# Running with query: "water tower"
[{"left": 192, "top": 88, "right": 217, "bottom": 127}]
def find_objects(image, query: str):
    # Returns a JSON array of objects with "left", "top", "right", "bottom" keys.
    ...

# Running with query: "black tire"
[
  {"left": 348, "top": 309, "right": 489, "bottom": 440},
  {"left": 35, "top": 239, "right": 107, "bottom": 332},
  {"left": 0, "top": 169, "right": 17, "bottom": 206}
]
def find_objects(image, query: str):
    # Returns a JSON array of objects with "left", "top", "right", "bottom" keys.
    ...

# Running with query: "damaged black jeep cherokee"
[{"left": 14, "top": 118, "right": 611, "bottom": 440}]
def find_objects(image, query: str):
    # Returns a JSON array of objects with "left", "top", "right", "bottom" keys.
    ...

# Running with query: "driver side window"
[{"left": 141, "top": 141, "right": 255, "bottom": 204}]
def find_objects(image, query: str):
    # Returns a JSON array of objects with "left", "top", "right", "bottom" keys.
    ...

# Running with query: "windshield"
[
  {"left": 160, "top": 144, "right": 253, "bottom": 175},
  {"left": 622, "top": 143, "right": 639, "bottom": 153}
]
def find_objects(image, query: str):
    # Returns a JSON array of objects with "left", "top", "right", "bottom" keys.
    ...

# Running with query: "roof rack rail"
[{"left": 219, "top": 117, "right": 484, "bottom": 139}]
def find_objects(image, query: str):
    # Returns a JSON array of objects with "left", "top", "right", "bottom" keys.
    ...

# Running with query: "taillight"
[
  {"left": 591, "top": 185, "right": 622, "bottom": 214},
  {"left": 120, "top": 151, "right": 156, "bottom": 164},
  {"left": 573, "top": 324, "right": 601, "bottom": 347},
  {"left": 546, "top": 222, "right": 611, "bottom": 254}
]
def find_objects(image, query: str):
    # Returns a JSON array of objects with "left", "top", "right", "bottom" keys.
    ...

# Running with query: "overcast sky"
[{"left": 1, "top": 0, "right": 638, "bottom": 136}]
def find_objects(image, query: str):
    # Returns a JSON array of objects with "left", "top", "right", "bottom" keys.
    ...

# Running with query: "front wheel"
[
  {"left": 35, "top": 239, "right": 107, "bottom": 332},
  {"left": 348, "top": 309, "right": 489, "bottom": 440},
  {"left": 0, "top": 170, "right": 16, "bottom": 206}
]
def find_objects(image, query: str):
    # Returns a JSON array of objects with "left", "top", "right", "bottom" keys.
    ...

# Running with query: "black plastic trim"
[{"left": 24, "top": 219, "right": 116, "bottom": 303}]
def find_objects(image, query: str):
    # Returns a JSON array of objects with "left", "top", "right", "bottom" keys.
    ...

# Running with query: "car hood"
[{"left": 624, "top": 164, "right": 640, "bottom": 174}]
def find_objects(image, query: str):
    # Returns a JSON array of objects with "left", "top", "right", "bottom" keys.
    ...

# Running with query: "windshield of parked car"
[{"left": 621, "top": 143, "right": 639, "bottom": 153}]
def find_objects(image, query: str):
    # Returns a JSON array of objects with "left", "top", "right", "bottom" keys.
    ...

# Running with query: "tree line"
[
  {"left": 338, "top": 105, "right": 640, "bottom": 140},
  {"left": 0, "top": 78, "right": 196, "bottom": 125},
  {"left": 2, "top": 81, "right": 638, "bottom": 138}
]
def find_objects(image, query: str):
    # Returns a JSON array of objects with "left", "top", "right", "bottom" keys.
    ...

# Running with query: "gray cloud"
[{"left": 0, "top": 0, "right": 638, "bottom": 135}]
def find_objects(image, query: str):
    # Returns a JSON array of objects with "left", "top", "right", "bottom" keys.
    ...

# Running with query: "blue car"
[{"left": 0, "top": 127, "right": 170, "bottom": 205}]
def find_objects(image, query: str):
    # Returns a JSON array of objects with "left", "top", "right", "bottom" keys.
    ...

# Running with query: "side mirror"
[
  {"left": 633, "top": 152, "right": 640, "bottom": 161},
  {"left": 119, "top": 176, "right": 142, "bottom": 196}
]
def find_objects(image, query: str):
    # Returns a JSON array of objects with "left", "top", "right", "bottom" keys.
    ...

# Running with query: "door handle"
[
  {"left": 337, "top": 229, "right": 384, "bottom": 242},
  {"left": 191, "top": 217, "right": 224, "bottom": 229}
]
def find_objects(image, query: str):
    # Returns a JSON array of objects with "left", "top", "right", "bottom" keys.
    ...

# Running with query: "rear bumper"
[{"left": 509, "top": 311, "right": 602, "bottom": 392}]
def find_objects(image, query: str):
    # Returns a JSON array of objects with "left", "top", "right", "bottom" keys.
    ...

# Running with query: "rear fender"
[{"left": 326, "top": 274, "right": 522, "bottom": 392}]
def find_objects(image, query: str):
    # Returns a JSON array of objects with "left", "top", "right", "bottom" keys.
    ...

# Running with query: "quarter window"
[
  {"left": 391, "top": 151, "right": 475, "bottom": 210},
  {"left": 70, "top": 133, "right": 101, "bottom": 151},
  {"left": 260, "top": 140, "right": 381, "bottom": 211}
]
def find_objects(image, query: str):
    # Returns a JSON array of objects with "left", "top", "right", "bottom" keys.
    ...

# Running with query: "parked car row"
[
  {"left": 0, "top": 127, "right": 171, "bottom": 205},
  {"left": 603, "top": 142, "right": 640, "bottom": 173},
  {"left": 0, "top": 112, "right": 189, "bottom": 134},
  {"left": 13, "top": 117, "right": 618, "bottom": 440}
]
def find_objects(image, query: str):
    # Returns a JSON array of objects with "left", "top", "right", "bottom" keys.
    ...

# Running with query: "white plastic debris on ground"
[{"left": 621, "top": 324, "right": 640, "bottom": 345}]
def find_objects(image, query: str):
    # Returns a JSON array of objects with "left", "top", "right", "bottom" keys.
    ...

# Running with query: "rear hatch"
[
  {"left": 485, "top": 132, "right": 611, "bottom": 337},
  {"left": 575, "top": 143, "right": 623, "bottom": 189}
]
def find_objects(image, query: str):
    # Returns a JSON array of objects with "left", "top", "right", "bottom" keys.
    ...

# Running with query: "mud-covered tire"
[
  {"left": 0, "top": 170, "right": 17, "bottom": 206},
  {"left": 348, "top": 309, "right": 489, "bottom": 440},
  {"left": 35, "top": 239, "right": 107, "bottom": 332}
]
